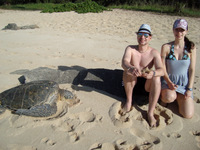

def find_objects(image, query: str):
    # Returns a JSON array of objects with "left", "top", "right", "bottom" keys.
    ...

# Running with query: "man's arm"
[
  {"left": 121, "top": 46, "right": 141, "bottom": 77},
  {"left": 153, "top": 49, "right": 164, "bottom": 77},
  {"left": 121, "top": 46, "right": 134, "bottom": 71},
  {"left": 143, "top": 49, "right": 164, "bottom": 79}
]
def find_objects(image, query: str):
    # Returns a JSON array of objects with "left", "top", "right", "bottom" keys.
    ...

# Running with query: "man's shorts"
[{"left": 133, "top": 77, "right": 149, "bottom": 96}]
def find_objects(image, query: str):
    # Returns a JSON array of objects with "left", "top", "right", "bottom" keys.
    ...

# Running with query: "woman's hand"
[
  {"left": 185, "top": 90, "right": 192, "bottom": 98},
  {"left": 167, "top": 81, "right": 178, "bottom": 90}
]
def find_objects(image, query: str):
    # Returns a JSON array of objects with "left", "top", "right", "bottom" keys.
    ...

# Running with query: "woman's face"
[{"left": 173, "top": 28, "right": 187, "bottom": 40}]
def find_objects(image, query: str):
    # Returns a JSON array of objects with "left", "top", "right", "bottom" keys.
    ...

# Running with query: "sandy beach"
[{"left": 0, "top": 9, "right": 200, "bottom": 150}]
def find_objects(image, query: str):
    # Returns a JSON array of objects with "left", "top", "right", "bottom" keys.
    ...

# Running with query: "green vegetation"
[
  {"left": 0, "top": 3, "right": 58, "bottom": 10},
  {"left": 0, "top": 0, "right": 106, "bottom": 13},
  {"left": 0, "top": 0, "right": 200, "bottom": 17},
  {"left": 42, "top": 0, "right": 108, "bottom": 13},
  {"left": 110, "top": 4, "right": 200, "bottom": 17},
  {"left": 0, "top": 0, "right": 108, "bottom": 13}
]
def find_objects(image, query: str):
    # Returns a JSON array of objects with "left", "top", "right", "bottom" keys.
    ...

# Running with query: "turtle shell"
[{"left": 0, "top": 80, "right": 59, "bottom": 111}]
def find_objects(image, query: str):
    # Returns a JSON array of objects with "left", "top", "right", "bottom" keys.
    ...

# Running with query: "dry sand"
[{"left": 0, "top": 9, "right": 200, "bottom": 150}]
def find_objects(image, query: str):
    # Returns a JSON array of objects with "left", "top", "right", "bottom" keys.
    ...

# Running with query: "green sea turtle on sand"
[{"left": 0, "top": 80, "right": 79, "bottom": 118}]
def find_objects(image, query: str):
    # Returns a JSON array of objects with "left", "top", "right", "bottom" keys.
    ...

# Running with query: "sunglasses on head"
[{"left": 137, "top": 32, "right": 150, "bottom": 38}]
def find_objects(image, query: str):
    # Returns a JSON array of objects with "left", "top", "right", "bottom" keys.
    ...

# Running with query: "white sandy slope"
[{"left": 0, "top": 9, "right": 200, "bottom": 150}]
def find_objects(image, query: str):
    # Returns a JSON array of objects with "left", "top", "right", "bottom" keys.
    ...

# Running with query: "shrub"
[
  {"left": 41, "top": 0, "right": 108, "bottom": 13},
  {"left": 75, "top": 0, "right": 107, "bottom": 13}
]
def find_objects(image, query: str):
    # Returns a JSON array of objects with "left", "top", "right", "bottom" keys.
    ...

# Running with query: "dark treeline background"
[{"left": 1, "top": 0, "right": 200, "bottom": 9}]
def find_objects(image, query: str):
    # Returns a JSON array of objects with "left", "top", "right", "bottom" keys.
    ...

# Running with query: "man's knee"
[
  {"left": 123, "top": 71, "right": 137, "bottom": 83},
  {"left": 145, "top": 76, "right": 160, "bottom": 92}
]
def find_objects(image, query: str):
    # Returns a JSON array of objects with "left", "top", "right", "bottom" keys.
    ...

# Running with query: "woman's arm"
[
  {"left": 161, "top": 44, "right": 177, "bottom": 89},
  {"left": 187, "top": 47, "right": 196, "bottom": 89}
]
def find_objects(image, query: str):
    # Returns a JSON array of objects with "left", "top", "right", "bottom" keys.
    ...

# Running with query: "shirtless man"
[{"left": 121, "top": 24, "right": 164, "bottom": 127}]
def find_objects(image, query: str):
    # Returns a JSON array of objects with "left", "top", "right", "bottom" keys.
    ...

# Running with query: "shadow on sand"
[{"left": 12, "top": 66, "right": 149, "bottom": 105}]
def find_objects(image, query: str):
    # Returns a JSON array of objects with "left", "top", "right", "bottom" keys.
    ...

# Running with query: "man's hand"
[
  {"left": 128, "top": 67, "right": 141, "bottom": 77},
  {"left": 142, "top": 70, "right": 154, "bottom": 79}
]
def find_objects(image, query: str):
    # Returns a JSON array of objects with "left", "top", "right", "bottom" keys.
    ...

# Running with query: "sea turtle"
[{"left": 0, "top": 80, "right": 79, "bottom": 118}]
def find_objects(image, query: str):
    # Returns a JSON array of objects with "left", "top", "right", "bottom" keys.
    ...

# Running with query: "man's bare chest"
[{"left": 131, "top": 52, "right": 154, "bottom": 68}]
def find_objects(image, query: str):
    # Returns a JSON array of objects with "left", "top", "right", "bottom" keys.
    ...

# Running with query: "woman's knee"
[
  {"left": 181, "top": 111, "right": 194, "bottom": 119},
  {"left": 178, "top": 97, "right": 194, "bottom": 119},
  {"left": 161, "top": 90, "right": 177, "bottom": 103}
]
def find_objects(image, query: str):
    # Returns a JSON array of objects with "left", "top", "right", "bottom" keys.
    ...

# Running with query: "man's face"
[{"left": 137, "top": 32, "right": 152, "bottom": 46}]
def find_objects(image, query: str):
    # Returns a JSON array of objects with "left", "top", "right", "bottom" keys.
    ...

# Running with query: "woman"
[{"left": 161, "top": 19, "right": 196, "bottom": 118}]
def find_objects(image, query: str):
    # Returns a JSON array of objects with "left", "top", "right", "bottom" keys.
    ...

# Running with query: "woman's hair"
[{"left": 184, "top": 36, "right": 195, "bottom": 53}]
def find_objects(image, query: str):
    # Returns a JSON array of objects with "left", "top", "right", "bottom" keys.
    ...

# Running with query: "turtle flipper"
[
  {"left": 14, "top": 103, "right": 57, "bottom": 117},
  {"left": 0, "top": 106, "right": 6, "bottom": 115}
]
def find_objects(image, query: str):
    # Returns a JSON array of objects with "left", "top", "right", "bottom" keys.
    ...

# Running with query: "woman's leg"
[
  {"left": 161, "top": 89, "right": 177, "bottom": 104},
  {"left": 177, "top": 93, "right": 194, "bottom": 119}
]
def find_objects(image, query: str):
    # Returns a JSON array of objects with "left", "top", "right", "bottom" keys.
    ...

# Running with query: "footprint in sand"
[
  {"left": 130, "top": 127, "right": 161, "bottom": 149},
  {"left": 89, "top": 140, "right": 136, "bottom": 150},
  {"left": 51, "top": 118, "right": 81, "bottom": 143},
  {"left": 70, "top": 111, "right": 98, "bottom": 142},
  {"left": 153, "top": 104, "right": 173, "bottom": 129},
  {"left": 51, "top": 111, "right": 100, "bottom": 143},
  {"left": 191, "top": 131, "right": 200, "bottom": 148},
  {"left": 109, "top": 102, "right": 173, "bottom": 130},
  {"left": 41, "top": 137, "right": 56, "bottom": 146},
  {"left": 89, "top": 139, "right": 159, "bottom": 150},
  {"left": 114, "top": 140, "right": 136, "bottom": 150},
  {"left": 89, "top": 142, "right": 115, "bottom": 150},
  {"left": 108, "top": 102, "right": 133, "bottom": 128},
  {"left": 163, "top": 132, "right": 181, "bottom": 139},
  {"left": 78, "top": 111, "right": 96, "bottom": 122}
]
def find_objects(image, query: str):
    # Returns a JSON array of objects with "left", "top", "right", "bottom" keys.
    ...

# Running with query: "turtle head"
[{"left": 59, "top": 89, "right": 80, "bottom": 107}]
